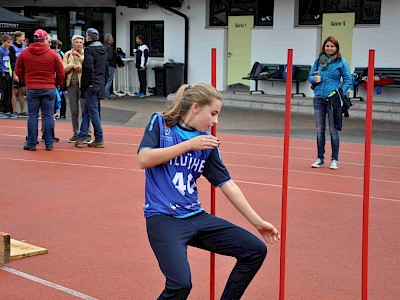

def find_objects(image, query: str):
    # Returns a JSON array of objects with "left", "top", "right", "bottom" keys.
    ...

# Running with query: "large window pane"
[
  {"left": 130, "top": 21, "right": 164, "bottom": 57},
  {"left": 298, "top": 0, "right": 381, "bottom": 25},
  {"left": 209, "top": 0, "right": 273, "bottom": 26}
]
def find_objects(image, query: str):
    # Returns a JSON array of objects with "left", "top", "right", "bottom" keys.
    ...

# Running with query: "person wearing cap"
[
  {"left": 15, "top": 29, "right": 64, "bottom": 151},
  {"left": 75, "top": 27, "right": 107, "bottom": 148}
]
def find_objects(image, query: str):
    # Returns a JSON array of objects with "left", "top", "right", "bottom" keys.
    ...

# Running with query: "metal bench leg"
[
  {"left": 250, "top": 79, "right": 264, "bottom": 94},
  {"left": 291, "top": 82, "right": 305, "bottom": 97},
  {"left": 350, "top": 84, "right": 364, "bottom": 101}
]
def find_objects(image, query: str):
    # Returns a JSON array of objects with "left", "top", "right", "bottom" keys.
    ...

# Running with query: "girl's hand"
[
  {"left": 188, "top": 135, "right": 220, "bottom": 150},
  {"left": 257, "top": 221, "right": 280, "bottom": 244}
]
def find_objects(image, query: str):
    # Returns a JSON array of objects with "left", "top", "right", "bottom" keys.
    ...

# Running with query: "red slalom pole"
[
  {"left": 362, "top": 49, "right": 375, "bottom": 300},
  {"left": 279, "top": 49, "right": 293, "bottom": 300},
  {"left": 210, "top": 47, "right": 217, "bottom": 300}
]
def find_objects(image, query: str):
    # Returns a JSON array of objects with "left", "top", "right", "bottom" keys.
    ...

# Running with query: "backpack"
[
  {"left": 249, "top": 62, "right": 263, "bottom": 78},
  {"left": 283, "top": 65, "right": 297, "bottom": 80},
  {"left": 271, "top": 64, "right": 285, "bottom": 79}
]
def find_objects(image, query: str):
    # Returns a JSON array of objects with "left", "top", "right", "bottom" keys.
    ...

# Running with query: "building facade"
[{"left": 3, "top": 0, "right": 398, "bottom": 102}]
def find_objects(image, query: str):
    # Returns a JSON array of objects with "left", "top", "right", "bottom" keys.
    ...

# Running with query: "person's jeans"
[
  {"left": 313, "top": 96, "right": 340, "bottom": 161},
  {"left": 78, "top": 86, "right": 103, "bottom": 142},
  {"left": 146, "top": 211, "right": 267, "bottom": 300},
  {"left": 104, "top": 66, "right": 115, "bottom": 97},
  {"left": 26, "top": 89, "right": 56, "bottom": 147},
  {"left": 66, "top": 83, "right": 84, "bottom": 136}
]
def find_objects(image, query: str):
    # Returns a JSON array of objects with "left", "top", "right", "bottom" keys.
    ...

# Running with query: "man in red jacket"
[{"left": 15, "top": 29, "right": 64, "bottom": 151}]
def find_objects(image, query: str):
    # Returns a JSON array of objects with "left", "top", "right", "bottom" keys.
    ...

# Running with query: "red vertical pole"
[
  {"left": 210, "top": 47, "right": 217, "bottom": 300},
  {"left": 362, "top": 49, "right": 375, "bottom": 300},
  {"left": 279, "top": 49, "right": 293, "bottom": 300}
]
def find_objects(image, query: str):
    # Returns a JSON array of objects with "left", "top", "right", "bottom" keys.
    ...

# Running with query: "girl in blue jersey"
[
  {"left": 138, "top": 83, "right": 280, "bottom": 300},
  {"left": 308, "top": 36, "right": 352, "bottom": 170}
]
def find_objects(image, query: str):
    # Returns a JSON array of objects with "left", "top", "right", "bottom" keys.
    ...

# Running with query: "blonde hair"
[
  {"left": 71, "top": 35, "right": 84, "bottom": 44},
  {"left": 162, "top": 83, "right": 222, "bottom": 126}
]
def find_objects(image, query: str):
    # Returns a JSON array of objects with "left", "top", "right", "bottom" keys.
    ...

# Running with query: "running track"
[{"left": 0, "top": 119, "right": 399, "bottom": 299}]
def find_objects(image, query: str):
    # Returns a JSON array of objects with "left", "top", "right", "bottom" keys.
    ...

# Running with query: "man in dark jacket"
[
  {"left": 15, "top": 29, "right": 64, "bottom": 151},
  {"left": 76, "top": 28, "right": 107, "bottom": 148},
  {"left": 103, "top": 33, "right": 118, "bottom": 99}
]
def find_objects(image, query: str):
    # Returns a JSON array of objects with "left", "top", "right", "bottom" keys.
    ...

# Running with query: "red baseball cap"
[{"left": 33, "top": 29, "right": 48, "bottom": 40}]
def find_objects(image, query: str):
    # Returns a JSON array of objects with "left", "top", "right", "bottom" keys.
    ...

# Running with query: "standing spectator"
[
  {"left": 308, "top": 36, "right": 352, "bottom": 170},
  {"left": 50, "top": 39, "right": 66, "bottom": 119},
  {"left": 133, "top": 34, "right": 149, "bottom": 98},
  {"left": 103, "top": 33, "right": 118, "bottom": 100},
  {"left": 0, "top": 34, "right": 17, "bottom": 119},
  {"left": 15, "top": 29, "right": 64, "bottom": 151},
  {"left": 75, "top": 28, "right": 107, "bottom": 148},
  {"left": 63, "top": 35, "right": 91, "bottom": 143},
  {"left": 11, "top": 31, "right": 27, "bottom": 117}
]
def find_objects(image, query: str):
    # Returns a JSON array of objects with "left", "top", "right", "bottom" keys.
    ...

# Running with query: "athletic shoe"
[
  {"left": 109, "top": 94, "right": 119, "bottom": 99},
  {"left": 75, "top": 139, "right": 84, "bottom": 148},
  {"left": 87, "top": 141, "right": 105, "bottom": 148},
  {"left": 0, "top": 112, "right": 8, "bottom": 119},
  {"left": 330, "top": 160, "right": 339, "bottom": 170},
  {"left": 136, "top": 93, "right": 146, "bottom": 98},
  {"left": 45, "top": 145, "right": 53, "bottom": 151},
  {"left": 5, "top": 112, "right": 17, "bottom": 119},
  {"left": 23, "top": 143, "right": 36, "bottom": 151},
  {"left": 84, "top": 135, "right": 92, "bottom": 144},
  {"left": 311, "top": 158, "right": 324, "bottom": 168},
  {"left": 68, "top": 135, "right": 77, "bottom": 143},
  {"left": 19, "top": 112, "right": 28, "bottom": 117}
]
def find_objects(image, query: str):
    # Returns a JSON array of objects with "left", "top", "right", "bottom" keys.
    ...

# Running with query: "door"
[{"left": 227, "top": 15, "right": 253, "bottom": 91}]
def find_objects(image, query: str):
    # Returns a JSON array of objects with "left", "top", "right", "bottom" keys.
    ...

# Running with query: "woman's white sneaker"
[
  {"left": 311, "top": 158, "right": 324, "bottom": 168},
  {"left": 330, "top": 160, "right": 339, "bottom": 169}
]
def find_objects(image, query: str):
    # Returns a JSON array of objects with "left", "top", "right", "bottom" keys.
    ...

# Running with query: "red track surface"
[{"left": 1, "top": 119, "right": 399, "bottom": 299}]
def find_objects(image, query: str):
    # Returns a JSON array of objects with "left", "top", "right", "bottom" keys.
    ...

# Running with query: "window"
[
  {"left": 209, "top": 0, "right": 274, "bottom": 27},
  {"left": 299, "top": 0, "right": 381, "bottom": 26},
  {"left": 130, "top": 21, "right": 164, "bottom": 57}
]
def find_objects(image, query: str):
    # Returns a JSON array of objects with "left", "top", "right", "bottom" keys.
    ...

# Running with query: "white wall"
[{"left": 116, "top": 0, "right": 398, "bottom": 102}]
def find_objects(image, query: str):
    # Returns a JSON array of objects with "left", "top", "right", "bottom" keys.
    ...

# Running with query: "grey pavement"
[{"left": 57, "top": 95, "right": 400, "bottom": 146}]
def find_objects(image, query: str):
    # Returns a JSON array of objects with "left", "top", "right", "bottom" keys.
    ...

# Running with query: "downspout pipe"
[{"left": 150, "top": 2, "right": 189, "bottom": 83}]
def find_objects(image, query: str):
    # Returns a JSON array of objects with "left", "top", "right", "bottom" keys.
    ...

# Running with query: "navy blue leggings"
[{"left": 146, "top": 211, "right": 267, "bottom": 300}]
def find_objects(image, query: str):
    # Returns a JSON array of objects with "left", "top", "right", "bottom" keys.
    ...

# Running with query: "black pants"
[
  {"left": 146, "top": 211, "right": 267, "bottom": 300},
  {"left": 138, "top": 69, "right": 147, "bottom": 94},
  {"left": 0, "top": 73, "right": 12, "bottom": 113}
]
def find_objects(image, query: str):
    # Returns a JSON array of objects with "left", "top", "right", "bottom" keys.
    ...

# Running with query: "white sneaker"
[
  {"left": 330, "top": 160, "right": 339, "bottom": 170},
  {"left": 311, "top": 158, "right": 324, "bottom": 168}
]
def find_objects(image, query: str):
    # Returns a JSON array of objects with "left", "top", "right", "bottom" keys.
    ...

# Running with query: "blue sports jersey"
[
  {"left": 12, "top": 43, "right": 26, "bottom": 60},
  {"left": 0, "top": 46, "right": 10, "bottom": 74},
  {"left": 138, "top": 113, "right": 231, "bottom": 218}
]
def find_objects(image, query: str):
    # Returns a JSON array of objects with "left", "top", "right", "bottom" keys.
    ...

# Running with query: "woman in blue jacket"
[{"left": 308, "top": 36, "right": 352, "bottom": 170}]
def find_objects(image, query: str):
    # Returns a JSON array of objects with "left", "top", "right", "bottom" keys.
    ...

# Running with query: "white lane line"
[
  {"left": 3, "top": 156, "right": 398, "bottom": 202},
  {"left": 0, "top": 152, "right": 399, "bottom": 185},
  {"left": 0, "top": 156, "right": 143, "bottom": 173},
  {"left": 0, "top": 266, "right": 98, "bottom": 300},
  {"left": 234, "top": 179, "right": 400, "bottom": 203},
  {"left": 0, "top": 142, "right": 399, "bottom": 171},
  {"left": 1, "top": 132, "right": 399, "bottom": 158}
]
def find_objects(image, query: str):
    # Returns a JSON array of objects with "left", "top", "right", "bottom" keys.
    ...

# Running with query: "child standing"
[{"left": 137, "top": 83, "right": 280, "bottom": 299}]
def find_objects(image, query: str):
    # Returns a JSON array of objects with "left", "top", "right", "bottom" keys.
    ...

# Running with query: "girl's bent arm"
[
  {"left": 138, "top": 142, "right": 192, "bottom": 169},
  {"left": 138, "top": 135, "right": 220, "bottom": 169},
  {"left": 220, "top": 180, "right": 280, "bottom": 243}
]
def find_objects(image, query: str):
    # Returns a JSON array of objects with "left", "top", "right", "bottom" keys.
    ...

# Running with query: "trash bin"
[
  {"left": 153, "top": 66, "right": 166, "bottom": 96},
  {"left": 164, "top": 62, "right": 185, "bottom": 95}
]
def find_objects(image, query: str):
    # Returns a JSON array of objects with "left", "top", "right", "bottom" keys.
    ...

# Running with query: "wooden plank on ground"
[
  {"left": 0, "top": 232, "right": 11, "bottom": 265},
  {"left": 10, "top": 239, "right": 48, "bottom": 260}
]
